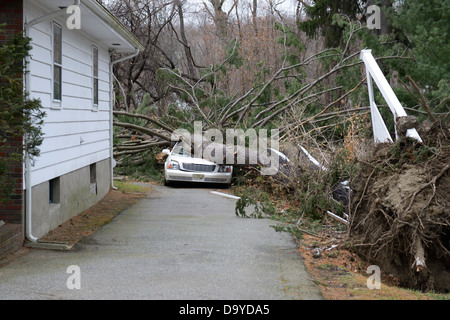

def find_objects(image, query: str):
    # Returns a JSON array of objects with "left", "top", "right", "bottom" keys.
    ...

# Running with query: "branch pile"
[
  {"left": 113, "top": 111, "right": 173, "bottom": 166},
  {"left": 348, "top": 117, "right": 450, "bottom": 292}
]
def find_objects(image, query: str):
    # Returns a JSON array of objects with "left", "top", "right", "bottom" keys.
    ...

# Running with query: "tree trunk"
[
  {"left": 175, "top": 0, "right": 196, "bottom": 80},
  {"left": 208, "top": 0, "right": 229, "bottom": 46},
  {"left": 413, "top": 236, "right": 426, "bottom": 272}
]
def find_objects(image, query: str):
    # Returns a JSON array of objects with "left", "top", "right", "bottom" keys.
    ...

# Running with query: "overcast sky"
[{"left": 186, "top": 0, "right": 298, "bottom": 16}]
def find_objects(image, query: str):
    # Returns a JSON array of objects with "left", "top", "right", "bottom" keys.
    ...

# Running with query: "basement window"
[
  {"left": 90, "top": 163, "right": 97, "bottom": 195},
  {"left": 49, "top": 177, "right": 60, "bottom": 204}
]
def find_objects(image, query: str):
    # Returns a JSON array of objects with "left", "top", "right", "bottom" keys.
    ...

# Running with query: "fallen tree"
[
  {"left": 113, "top": 110, "right": 302, "bottom": 174},
  {"left": 113, "top": 111, "right": 294, "bottom": 178}
]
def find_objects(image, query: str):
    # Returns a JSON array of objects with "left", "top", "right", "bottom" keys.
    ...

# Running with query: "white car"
[{"left": 162, "top": 143, "right": 233, "bottom": 186}]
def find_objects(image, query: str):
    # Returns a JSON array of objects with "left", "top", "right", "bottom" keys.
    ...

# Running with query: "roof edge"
[{"left": 81, "top": 0, "right": 144, "bottom": 51}]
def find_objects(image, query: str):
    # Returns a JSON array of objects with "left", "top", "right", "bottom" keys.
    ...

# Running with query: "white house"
[{"left": 23, "top": 0, "right": 143, "bottom": 241}]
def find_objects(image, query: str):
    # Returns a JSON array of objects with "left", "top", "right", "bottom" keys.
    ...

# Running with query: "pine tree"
[
  {"left": 298, "top": 0, "right": 367, "bottom": 48},
  {"left": 389, "top": 0, "right": 449, "bottom": 107}
]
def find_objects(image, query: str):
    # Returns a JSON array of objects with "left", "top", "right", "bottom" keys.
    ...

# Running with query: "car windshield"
[{"left": 172, "top": 143, "right": 193, "bottom": 157}]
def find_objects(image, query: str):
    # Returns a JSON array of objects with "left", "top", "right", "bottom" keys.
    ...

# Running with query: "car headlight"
[
  {"left": 167, "top": 160, "right": 180, "bottom": 170},
  {"left": 218, "top": 165, "right": 232, "bottom": 173}
]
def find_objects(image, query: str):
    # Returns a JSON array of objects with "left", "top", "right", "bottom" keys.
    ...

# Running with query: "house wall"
[
  {"left": 0, "top": 0, "right": 25, "bottom": 260},
  {"left": 26, "top": 2, "right": 112, "bottom": 188},
  {"left": 28, "top": 158, "right": 110, "bottom": 238},
  {"left": 24, "top": 1, "right": 113, "bottom": 238}
]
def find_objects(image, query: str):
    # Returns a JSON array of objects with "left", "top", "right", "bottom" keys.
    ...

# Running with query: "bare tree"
[
  {"left": 108, "top": 0, "right": 179, "bottom": 111},
  {"left": 204, "top": 0, "right": 230, "bottom": 45},
  {"left": 174, "top": 0, "right": 197, "bottom": 80}
]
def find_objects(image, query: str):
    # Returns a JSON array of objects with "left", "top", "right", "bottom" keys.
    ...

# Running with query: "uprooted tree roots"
[{"left": 348, "top": 119, "right": 450, "bottom": 292}]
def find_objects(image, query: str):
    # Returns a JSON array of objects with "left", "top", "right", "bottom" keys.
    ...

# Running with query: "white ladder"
[{"left": 360, "top": 49, "right": 422, "bottom": 144}]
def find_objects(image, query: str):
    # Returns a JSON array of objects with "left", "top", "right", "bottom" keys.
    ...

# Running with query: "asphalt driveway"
[{"left": 0, "top": 184, "right": 322, "bottom": 300}]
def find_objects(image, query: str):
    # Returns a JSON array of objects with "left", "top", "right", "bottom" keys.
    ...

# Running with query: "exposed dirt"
[
  {"left": 348, "top": 119, "right": 450, "bottom": 293},
  {"left": 296, "top": 226, "right": 450, "bottom": 300}
]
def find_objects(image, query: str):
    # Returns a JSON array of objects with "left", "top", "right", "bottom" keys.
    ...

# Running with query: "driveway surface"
[{"left": 0, "top": 184, "right": 322, "bottom": 300}]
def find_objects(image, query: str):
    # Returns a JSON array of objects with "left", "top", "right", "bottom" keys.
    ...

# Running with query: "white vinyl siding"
[{"left": 25, "top": 2, "right": 112, "bottom": 188}]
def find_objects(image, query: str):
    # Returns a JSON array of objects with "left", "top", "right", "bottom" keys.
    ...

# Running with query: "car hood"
[{"left": 170, "top": 155, "right": 218, "bottom": 166}]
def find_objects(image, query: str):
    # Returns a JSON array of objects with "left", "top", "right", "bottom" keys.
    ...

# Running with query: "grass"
[{"left": 113, "top": 180, "right": 153, "bottom": 194}]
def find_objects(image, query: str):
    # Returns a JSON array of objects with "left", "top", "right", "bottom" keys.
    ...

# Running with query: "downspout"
[
  {"left": 23, "top": 0, "right": 80, "bottom": 242},
  {"left": 109, "top": 48, "right": 140, "bottom": 190}
]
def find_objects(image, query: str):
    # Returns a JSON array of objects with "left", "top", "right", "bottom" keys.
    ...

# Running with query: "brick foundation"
[{"left": 0, "top": 224, "right": 23, "bottom": 261}]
